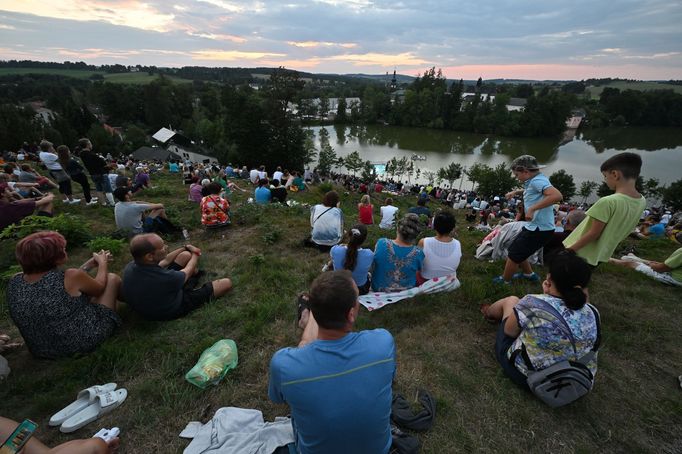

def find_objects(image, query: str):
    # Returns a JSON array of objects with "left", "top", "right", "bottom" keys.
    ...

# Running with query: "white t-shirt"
[
  {"left": 379, "top": 205, "right": 399, "bottom": 229},
  {"left": 272, "top": 171, "right": 283, "bottom": 182},
  {"left": 258, "top": 170, "right": 267, "bottom": 180},
  {"left": 421, "top": 237, "right": 462, "bottom": 279},
  {"left": 249, "top": 169, "right": 260, "bottom": 184},
  {"left": 39, "top": 151, "right": 62, "bottom": 171}
]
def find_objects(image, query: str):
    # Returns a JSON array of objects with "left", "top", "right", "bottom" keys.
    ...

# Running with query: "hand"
[
  {"left": 505, "top": 191, "right": 515, "bottom": 200},
  {"left": 185, "top": 244, "right": 201, "bottom": 255},
  {"left": 42, "top": 192, "right": 55, "bottom": 201},
  {"left": 93, "top": 250, "right": 111, "bottom": 266}
]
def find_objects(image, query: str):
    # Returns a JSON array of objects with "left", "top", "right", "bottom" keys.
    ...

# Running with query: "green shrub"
[
  {"left": 87, "top": 237, "right": 126, "bottom": 255},
  {"left": 318, "top": 182, "right": 333, "bottom": 194},
  {"left": 0, "top": 214, "right": 91, "bottom": 247}
]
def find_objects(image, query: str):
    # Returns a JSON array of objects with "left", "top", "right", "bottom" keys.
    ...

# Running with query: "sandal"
[
  {"left": 479, "top": 304, "right": 498, "bottom": 324},
  {"left": 297, "top": 293, "right": 310, "bottom": 323}
]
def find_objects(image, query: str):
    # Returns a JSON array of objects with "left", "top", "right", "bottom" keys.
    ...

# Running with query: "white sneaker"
[
  {"left": 91, "top": 197, "right": 99, "bottom": 202},
  {"left": 69, "top": 199, "right": 82, "bottom": 204},
  {"left": 86, "top": 200, "right": 99, "bottom": 206}
]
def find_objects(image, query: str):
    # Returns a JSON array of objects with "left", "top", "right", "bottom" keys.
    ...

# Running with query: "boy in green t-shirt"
[
  {"left": 609, "top": 248, "right": 682, "bottom": 287},
  {"left": 563, "top": 153, "right": 646, "bottom": 266}
]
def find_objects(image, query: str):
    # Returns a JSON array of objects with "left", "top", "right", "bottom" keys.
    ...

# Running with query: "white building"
[{"left": 152, "top": 127, "right": 218, "bottom": 164}]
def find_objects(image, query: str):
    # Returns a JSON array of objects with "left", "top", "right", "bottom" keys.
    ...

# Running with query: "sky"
[{"left": 0, "top": 0, "right": 681, "bottom": 80}]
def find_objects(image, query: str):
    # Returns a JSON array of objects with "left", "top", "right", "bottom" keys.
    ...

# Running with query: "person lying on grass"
[
  {"left": 121, "top": 234, "right": 232, "bottom": 321},
  {"left": 371, "top": 213, "right": 424, "bottom": 292},
  {"left": 481, "top": 250, "right": 600, "bottom": 389},
  {"left": 609, "top": 247, "right": 682, "bottom": 287},
  {"left": 0, "top": 416, "right": 119, "bottom": 454},
  {"left": 6, "top": 231, "right": 122, "bottom": 359},
  {"left": 269, "top": 271, "right": 395, "bottom": 454}
]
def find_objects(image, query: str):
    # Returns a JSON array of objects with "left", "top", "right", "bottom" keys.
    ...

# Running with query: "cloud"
[
  {"left": 191, "top": 49, "right": 286, "bottom": 61},
  {"left": 287, "top": 41, "right": 357, "bottom": 49}
]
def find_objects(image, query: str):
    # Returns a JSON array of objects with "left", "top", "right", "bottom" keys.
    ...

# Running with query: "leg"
[
  {"left": 48, "top": 437, "right": 114, "bottom": 454},
  {"left": 91, "top": 273, "right": 120, "bottom": 311},
  {"left": 608, "top": 258, "right": 639, "bottom": 269},
  {"left": 148, "top": 208, "right": 167, "bottom": 220},
  {"left": 485, "top": 296, "right": 520, "bottom": 322},
  {"left": 173, "top": 250, "right": 192, "bottom": 268},
  {"left": 519, "top": 260, "right": 533, "bottom": 275},
  {"left": 211, "top": 278, "right": 233, "bottom": 298},
  {"left": 501, "top": 258, "right": 520, "bottom": 282}
]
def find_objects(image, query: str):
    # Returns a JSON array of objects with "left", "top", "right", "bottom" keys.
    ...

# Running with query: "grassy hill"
[
  {"left": 586, "top": 81, "right": 682, "bottom": 99},
  {"left": 0, "top": 67, "right": 192, "bottom": 84},
  {"left": 0, "top": 172, "right": 680, "bottom": 453}
]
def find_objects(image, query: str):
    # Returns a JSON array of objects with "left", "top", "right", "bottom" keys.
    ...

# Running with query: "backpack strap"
[
  {"left": 312, "top": 207, "right": 334, "bottom": 225},
  {"left": 586, "top": 303, "right": 601, "bottom": 352}
]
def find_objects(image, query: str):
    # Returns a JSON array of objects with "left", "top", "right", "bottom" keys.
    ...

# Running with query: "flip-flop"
[
  {"left": 60, "top": 389, "right": 127, "bottom": 433},
  {"left": 479, "top": 304, "right": 498, "bottom": 324},
  {"left": 297, "top": 293, "right": 310, "bottom": 323},
  {"left": 49, "top": 383, "right": 117, "bottom": 427}
]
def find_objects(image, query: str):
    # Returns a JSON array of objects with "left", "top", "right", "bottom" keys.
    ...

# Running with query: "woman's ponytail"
[
  {"left": 548, "top": 250, "right": 591, "bottom": 310},
  {"left": 344, "top": 224, "right": 368, "bottom": 271}
]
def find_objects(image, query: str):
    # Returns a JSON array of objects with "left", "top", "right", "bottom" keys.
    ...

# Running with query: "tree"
[
  {"left": 316, "top": 128, "right": 337, "bottom": 175},
  {"left": 335, "top": 97, "right": 348, "bottom": 123},
  {"left": 466, "top": 162, "right": 487, "bottom": 191},
  {"left": 475, "top": 163, "right": 519, "bottom": 198},
  {"left": 343, "top": 151, "right": 364, "bottom": 176},
  {"left": 318, "top": 96, "right": 330, "bottom": 119},
  {"left": 641, "top": 178, "right": 663, "bottom": 201},
  {"left": 662, "top": 179, "right": 682, "bottom": 211},
  {"left": 360, "top": 160, "right": 376, "bottom": 181},
  {"left": 124, "top": 125, "right": 148, "bottom": 151},
  {"left": 423, "top": 171, "right": 436, "bottom": 184},
  {"left": 578, "top": 181, "right": 598, "bottom": 203},
  {"left": 437, "top": 162, "right": 463, "bottom": 188},
  {"left": 549, "top": 169, "right": 576, "bottom": 202}
]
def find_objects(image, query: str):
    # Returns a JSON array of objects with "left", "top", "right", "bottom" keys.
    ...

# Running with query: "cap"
[{"left": 511, "top": 155, "right": 545, "bottom": 171}]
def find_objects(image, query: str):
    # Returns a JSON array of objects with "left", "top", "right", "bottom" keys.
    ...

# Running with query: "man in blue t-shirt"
[
  {"left": 268, "top": 271, "right": 395, "bottom": 454},
  {"left": 493, "top": 155, "right": 562, "bottom": 285}
]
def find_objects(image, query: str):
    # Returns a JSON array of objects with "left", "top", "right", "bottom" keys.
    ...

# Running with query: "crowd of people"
[{"left": 1, "top": 142, "right": 681, "bottom": 453}]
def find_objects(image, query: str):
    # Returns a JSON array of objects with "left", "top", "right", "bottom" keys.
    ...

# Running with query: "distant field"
[
  {"left": 0, "top": 67, "right": 192, "bottom": 84},
  {"left": 0, "top": 67, "right": 104, "bottom": 78},
  {"left": 586, "top": 81, "right": 682, "bottom": 99}
]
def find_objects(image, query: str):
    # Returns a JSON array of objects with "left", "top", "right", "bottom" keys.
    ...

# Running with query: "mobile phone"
[{"left": 0, "top": 419, "right": 37, "bottom": 454}]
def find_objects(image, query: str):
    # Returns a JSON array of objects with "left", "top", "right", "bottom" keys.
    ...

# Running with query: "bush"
[
  {"left": 0, "top": 214, "right": 91, "bottom": 247},
  {"left": 87, "top": 237, "right": 126, "bottom": 255},
  {"left": 318, "top": 182, "right": 333, "bottom": 194}
]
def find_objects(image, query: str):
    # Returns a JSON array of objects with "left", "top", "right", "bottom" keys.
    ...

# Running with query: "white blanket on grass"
[
  {"left": 359, "top": 273, "right": 461, "bottom": 311},
  {"left": 181, "top": 407, "right": 294, "bottom": 454}
]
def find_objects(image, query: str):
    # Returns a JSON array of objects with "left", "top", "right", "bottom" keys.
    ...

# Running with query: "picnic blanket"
[{"left": 359, "top": 273, "right": 461, "bottom": 311}]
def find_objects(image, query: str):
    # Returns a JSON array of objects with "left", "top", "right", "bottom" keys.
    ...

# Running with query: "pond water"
[{"left": 310, "top": 125, "right": 682, "bottom": 188}]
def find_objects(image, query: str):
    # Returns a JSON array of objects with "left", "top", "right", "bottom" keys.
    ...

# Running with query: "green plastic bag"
[{"left": 185, "top": 339, "right": 238, "bottom": 389}]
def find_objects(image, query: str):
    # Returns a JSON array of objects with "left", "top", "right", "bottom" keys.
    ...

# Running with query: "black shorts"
[
  {"left": 507, "top": 228, "right": 555, "bottom": 263},
  {"left": 179, "top": 283, "right": 214, "bottom": 316},
  {"left": 495, "top": 317, "right": 529, "bottom": 389}
]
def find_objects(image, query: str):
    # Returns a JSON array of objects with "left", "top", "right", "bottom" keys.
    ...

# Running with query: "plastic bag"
[{"left": 185, "top": 339, "right": 238, "bottom": 389}]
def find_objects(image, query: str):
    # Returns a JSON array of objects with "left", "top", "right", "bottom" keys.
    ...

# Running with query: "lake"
[{"left": 310, "top": 125, "right": 682, "bottom": 188}]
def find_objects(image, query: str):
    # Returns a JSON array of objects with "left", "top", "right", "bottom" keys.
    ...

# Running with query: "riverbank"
[{"left": 1, "top": 172, "right": 680, "bottom": 453}]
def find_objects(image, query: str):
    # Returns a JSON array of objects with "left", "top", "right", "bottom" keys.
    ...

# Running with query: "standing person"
[
  {"left": 330, "top": 224, "right": 374, "bottom": 294},
  {"left": 417, "top": 210, "right": 461, "bottom": 284},
  {"left": 357, "top": 194, "right": 374, "bottom": 225},
  {"left": 379, "top": 198, "right": 399, "bottom": 229},
  {"left": 493, "top": 155, "right": 562, "bottom": 284},
  {"left": 79, "top": 138, "right": 115, "bottom": 206},
  {"left": 268, "top": 271, "right": 395, "bottom": 454},
  {"left": 56, "top": 145, "right": 97, "bottom": 205},
  {"left": 38, "top": 140, "right": 79, "bottom": 204},
  {"left": 563, "top": 153, "right": 646, "bottom": 266}
]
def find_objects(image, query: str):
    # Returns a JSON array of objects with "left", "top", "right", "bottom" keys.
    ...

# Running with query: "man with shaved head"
[{"left": 121, "top": 234, "right": 232, "bottom": 321}]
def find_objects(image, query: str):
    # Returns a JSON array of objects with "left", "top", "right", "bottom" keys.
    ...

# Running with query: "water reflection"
[{"left": 311, "top": 125, "right": 682, "bottom": 185}]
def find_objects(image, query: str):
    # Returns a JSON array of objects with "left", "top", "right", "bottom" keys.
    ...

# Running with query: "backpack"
[{"left": 523, "top": 302, "right": 601, "bottom": 408}]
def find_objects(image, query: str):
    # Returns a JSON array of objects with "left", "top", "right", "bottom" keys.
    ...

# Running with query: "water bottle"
[{"left": 182, "top": 229, "right": 190, "bottom": 240}]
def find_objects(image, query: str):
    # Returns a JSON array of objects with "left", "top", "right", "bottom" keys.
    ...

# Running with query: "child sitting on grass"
[
  {"left": 563, "top": 153, "right": 646, "bottom": 266},
  {"left": 609, "top": 247, "right": 682, "bottom": 287}
]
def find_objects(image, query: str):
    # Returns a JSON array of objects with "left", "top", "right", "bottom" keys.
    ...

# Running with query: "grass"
[
  {"left": 0, "top": 172, "right": 680, "bottom": 453},
  {"left": 586, "top": 81, "right": 682, "bottom": 99}
]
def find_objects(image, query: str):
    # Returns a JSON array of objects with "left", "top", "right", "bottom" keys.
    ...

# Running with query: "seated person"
[
  {"left": 270, "top": 178, "right": 287, "bottom": 204},
  {"left": 481, "top": 250, "right": 600, "bottom": 389},
  {"left": 254, "top": 178, "right": 272, "bottom": 204},
  {"left": 291, "top": 171, "right": 308, "bottom": 192},
  {"left": 417, "top": 210, "right": 461, "bottom": 284},
  {"left": 113, "top": 187, "right": 168, "bottom": 234},
  {"left": 408, "top": 197, "right": 431, "bottom": 224},
  {"left": 543, "top": 209, "right": 586, "bottom": 261},
  {"left": 17, "top": 163, "right": 59, "bottom": 191},
  {"left": 305, "top": 191, "right": 343, "bottom": 251},
  {"left": 372, "top": 213, "right": 425, "bottom": 292},
  {"left": 609, "top": 247, "right": 682, "bottom": 286},
  {"left": 133, "top": 167, "right": 150, "bottom": 193},
  {"left": 121, "top": 234, "right": 233, "bottom": 321},
  {"left": 0, "top": 186, "right": 54, "bottom": 230},
  {"left": 379, "top": 198, "right": 399, "bottom": 229},
  {"left": 0, "top": 173, "right": 43, "bottom": 198},
  {"left": 6, "top": 231, "right": 121, "bottom": 359},
  {"left": 357, "top": 194, "right": 374, "bottom": 225},
  {"left": 0, "top": 416, "right": 119, "bottom": 453},
  {"left": 329, "top": 224, "right": 374, "bottom": 294},
  {"left": 269, "top": 271, "right": 395, "bottom": 454},
  {"left": 169, "top": 161, "right": 179, "bottom": 173},
  {"left": 188, "top": 177, "right": 203, "bottom": 203},
  {"left": 200, "top": 182, "right": 230, "bottom": 227}
]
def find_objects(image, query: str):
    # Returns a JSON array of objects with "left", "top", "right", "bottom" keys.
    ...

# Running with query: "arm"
[
  {"left": 158, "top": 246, "right": 187, "bottom": 268},
  {"left": 505, "top": 189, "right": 523, "bottom": 199},
  {"left": 65, "top": 251, "right": 110, "bottom": 297},
  {"left": 525, "top": 186, "right": 563, "bottom": 220},
  {"left": 179, "top": 252, "right": 200, "bottom": 283},
  {"left": 566, "top": 218, "right": 606, "bottom": 252},
  {"left": 649, "top": 261, "right": 672, "bottom": 273},
  {"left": 35, "top": 193, "right": 55, "bottom": 208}
]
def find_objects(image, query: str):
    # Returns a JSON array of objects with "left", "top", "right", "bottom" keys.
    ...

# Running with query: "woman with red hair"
[{"left": 6, "top": 231, "right": 122, "bottom": 359}]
